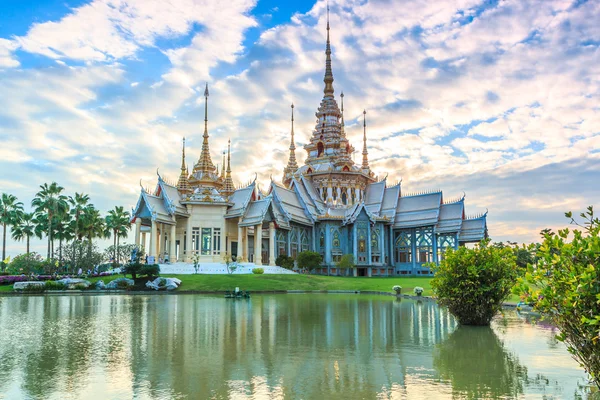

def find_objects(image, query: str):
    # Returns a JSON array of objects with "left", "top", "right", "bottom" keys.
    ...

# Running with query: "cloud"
[{"left": 0, "top": 39, "right": 20, "bottom": 68}]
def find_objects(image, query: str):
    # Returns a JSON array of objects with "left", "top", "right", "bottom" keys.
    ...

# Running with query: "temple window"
[
  {"left": 317, "top": 142, "right": 324, "bottom": 157},
  {"left": 341, "top": 192, "right": 347, "bottom": 204},
  {"left": 277, "top": 231, "right": 287, "bottom": 256},
  {"left": 290, "top": 230, "right": 298, "bottom": 258},
  {"left": 332, "top": 230, "right": 341, "bottom": 249},
  {"left": 192, "top": 227, "right": 200, "bottom": 253},
  {"left": 437, "top": 234, "right": 457, "bottom": 262},
  {"left": 394, "top": 230, "right": 412, "bottom": 263},
  {"left": 415, "top": 227, "right": 433, "bottom": 263},
  {"left": 301, "top": 231, "right": 310, "bottom": 252},
  {"left": 201, "top": 228, "right": 212, "bottom": 255},
  {"left": 319, "top": 229, "right": 325, "bottom": 253},
  {"left": 212, "top": 228, "right": 221, "bottom": 255}
]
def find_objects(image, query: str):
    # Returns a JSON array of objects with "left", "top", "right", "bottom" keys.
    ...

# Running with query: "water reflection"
[
  {"left": 434, "top": 326, "right": 527, "bottom": 399},
  {"left": 0, "top": 295, "right": 592, "bottom": 399}
]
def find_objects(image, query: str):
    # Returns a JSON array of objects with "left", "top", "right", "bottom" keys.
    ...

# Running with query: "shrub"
[
  {"left": 45, "top": 281, "right": 66, "bottom": 291},
  {"left": 74, "top": 283, "right": 88, "bottom": 290},
  {"left": 337, "top": 254, "right": 355, "bottom": 276},
  {"left": 296, "top": 251, "right": 322, "bottom": 273},
  {"left": 139, "top": 264, "right": 160, "bottom": 277},
  {"left": 116, "top": 280, "right": 131, "bottom": 289},
  {"left": 431, "top": 240, "right": 517, "bottom": 326},
  {"left": 22, "top": 284, "right": 46, "bottom": 293},
  {"left": 252, "top": 268, "right": 264, "bottom": 274},
  {"left": 275, "top": 255, "right": 295, "bottom": 270},
  {"left": 413, "top": 287, "right": 424, "bottom": 296},
  {"left": 515, "top": 207, "right": 600, "bottom": 389},
  {"left": 40, "top": 259, "right": 60, "bottom": 275},
  {"left": 7, "top": 253, "right": 43, "bottom": 275},
  {"left": 392, "top": 285, "right": 402, "bottom": 294}
]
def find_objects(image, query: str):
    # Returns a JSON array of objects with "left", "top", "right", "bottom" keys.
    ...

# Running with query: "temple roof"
[
  {"left": 437, "top": 200, "right": 465, "bottom": 234},
  {"left": 270, "top": 182, "right": 313, "bottom": 226},
  {"left": 365, "top": 179, "right": 386, "bottom": 214},
  {"left": 393, "top": 192, "right": 442, "bottom": 229},
  {"left": 225, "top": 182, "right": 255, "bottom": 218},
  {"left": 459, "top": 216, "right": 488, "bottom": 242},
  {"left": 239, "top": 198, "right": 271, "bottom": 227}
]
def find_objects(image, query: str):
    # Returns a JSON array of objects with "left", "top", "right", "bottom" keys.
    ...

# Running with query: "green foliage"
[
  {"left": 116, "top": 279, "right": 131, "bottom": 289},
  {"left": 431, "top": 240, "right": 517, "bottom": 326},
  {"left": 73, "top": 283, "right": 88, "bottom": 290},
  {"left": 40, "top": 259, "right": 60, "bottom": 274},
  {"left": 22, "top": 284, "right": 45, "bottom": 293},
  {"left": 275, "top": 255, "right": 295, "bottom": 270},
  {"left": 7, "top": 252, "right": 43, "bottom": 274},
  {"left": 295, "top": 251, "right": 322, "bottom": 272},
  {"left": 45, "top": 281, "right": 66, "bottom": 291},
  {"left": 515, "top": 206, "right": 600, "bottom": 389},
  {"left": 62, "top": 240, "right": 104, "bottom": 272},
  {"left": 252, "top": 268, "right": 264, "bottom": 274},
  {"left": 336, "top": 254, "right": 355, "bottom": 269},
  {"left": 139, "top": 265, "right": 160, "bottom": 277}
]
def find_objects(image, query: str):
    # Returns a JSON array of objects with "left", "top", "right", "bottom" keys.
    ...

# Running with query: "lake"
[{"left": 0, "top": 294, "right": 594, "bottom": 399}]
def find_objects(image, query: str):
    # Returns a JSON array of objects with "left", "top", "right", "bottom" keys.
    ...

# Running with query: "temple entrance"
[
  {"left": 357, "top": 268, "right": 367, "bottom": 277},
  {"left": 231, "top": 242, "right": 238, "bottom": 259}
]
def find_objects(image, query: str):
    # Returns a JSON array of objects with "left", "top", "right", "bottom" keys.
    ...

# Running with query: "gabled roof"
[
  {"left": 380, "top": 184, "right": 401, "bottom": 220},
  {"left": 270, "top": 182, "right": 313, "bottom": 226},
  {"left": 437, "top": 200, "right": 464, "bottom": 233},
  {"left": 158, "top": 178, "right": 188, "bottom": 215},
  {"left": 225, "top": 182, "right": 255, "bottom": 218},
  {"left": 459, "top": 215, "right": 488, "bottom": 242},
  {"left": 132, "top": 189, "right": 173, "bottom": 224},
  {"left": 365, "top": 179, "right": 386, "bottom": 215},
  {"left": 290, "top": 177, "right": 320, "bottom": 219},
  {"left": 239, "top": 198, "right": 271, "bottom": 227},
  {"left": 299, "top": 175, "right": 326, "bottom": 213},
  {"left": 394, "top": 191, "right": 442, "bottom": 228}
]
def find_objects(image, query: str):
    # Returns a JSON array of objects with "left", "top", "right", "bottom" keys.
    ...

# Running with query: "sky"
[{"left": 0, "top": 0, "right": 598, "bottom": 258}]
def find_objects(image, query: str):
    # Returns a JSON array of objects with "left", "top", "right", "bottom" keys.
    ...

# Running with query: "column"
[
  {"left": 367, "top": 222, "right": 372, "bottom": 265},
  {"left": 150, "top": 220, "right": 157, "bottom": 259},
  {"left": 389, "top": 226, "right": 394, "bottom": 275},
  {"left": 324, "top": 223, "right": 332, "bottom": 271},
  {"left": 327, "top": 186, "right": 333, "bottom": 203},
  {"left": 380, "top": 224, "right": 385, "bottom": 267},
  {"left": 336, "top": 187, "right": 341, "bottom": 203},
  {"left": 134, "top": 218, "right": 141, "bottom": 247},
  {"left": 269, "top": 222, "right": 276, "bottom": 266},
  {"left": 254, "top": 224, "right": 263, "bottom": 265},
  {"left": 186, "top": 207, "right": 193, "bottom": 262},
  {"left": 141, "top": 232, "right": 147, "bottom": 252},
  {"left": 237, "top": 220, "right": 244, "bottom": 262},
  {"left": 352, "top": 224, "right": 358, "bottom": 266},
  {"left": 170, "top": 223, "right": 176, "bottom": 262},
  {"left": 347, "top": 187, "right": 352, "bottom": 204},
  {"left": 355, "top": 187, "right": 361, "bottom": 203},
  {"left": 243, "top": 224, "right": 249, "bottom": 263}
]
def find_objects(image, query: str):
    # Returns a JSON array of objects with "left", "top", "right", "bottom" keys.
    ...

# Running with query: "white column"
[
  {"left": 254, "top": 224, "right": 263, "bottom": 265},
  {"left": 243, "top": 224, "right": 249, "bottom": 263},
  {"left": 346, "top": 187, "right": 352, "bottom": 204},
  {"left": 170, "top": 223, "right": 176, "bottom": 262},
  {"left": 355, "top": 187, "right": 361, "bottom": 203},
  {"left": 141, "top": 232, "right": 147, "bottom": 252},
  {"left": 237, "top": 220, "right": 244, "bottom": 262},
  {"left": 186, "top": 207, "right": 193, "bottom": 261},
  {"left": 336, "top": 187, "right": 342, "bottom": 203},
  {"left": 327, "top": 186, "right": 333, "bottom": 203},
  {"left": 269, "top": 222, "right": 276, "bottom": 266},
  {"left": 150, "top": 220, "right": 157, "bottom": 259},
  {"left": 134, "top": 218, "right": 141, "bottom": 247}
]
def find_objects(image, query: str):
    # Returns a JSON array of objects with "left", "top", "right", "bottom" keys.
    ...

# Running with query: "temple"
[{"left": 130, "top": 10, "right": 488, "bottom": 276}]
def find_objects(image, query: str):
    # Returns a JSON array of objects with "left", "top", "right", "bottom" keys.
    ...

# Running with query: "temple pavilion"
[{"left": 130, "top": 11, "right": 488, "bottom": 276}]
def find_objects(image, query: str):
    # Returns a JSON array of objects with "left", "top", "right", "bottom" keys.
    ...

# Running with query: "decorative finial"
[
  {"left": 340, "top": 91, "right": 346, "bottom": 138},
  {"left": 194, "top": 83, "right": 216, "bottom": 174},
  {"left": 362, "top": 109, "right": 369, "bottom": 170},
  {"left": 323, "top": 0, "right": 334, "bottom": 97}
]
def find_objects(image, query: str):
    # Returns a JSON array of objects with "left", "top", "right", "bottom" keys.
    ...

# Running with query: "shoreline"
[{"left": 0, "top": 289, "right": 519, "bottom": 307}]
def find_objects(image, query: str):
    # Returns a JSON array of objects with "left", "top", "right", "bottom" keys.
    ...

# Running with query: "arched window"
[
  {"left": 394, "top": 231, "right": 412, "bottom": 263},
  {"left": 341, "top": 192, "right": 347, "bottom": 205},
  {"left": 371, "top": 228, "right": 379, "bottom": 250},
  {"left": 317, "top": 142, "right": 324, "bottom": 157},
  {"left": 319, "top": 229, "right": 325, "bottom": 252},
  {"left": 277, "top": 231, "right": 287, "bottom": 257},
  {"left": 301, "top": 230, "right": 310, "bottom": 252},
  {"left": 290, "top": 230, "right": 298, "bottom": 258}
]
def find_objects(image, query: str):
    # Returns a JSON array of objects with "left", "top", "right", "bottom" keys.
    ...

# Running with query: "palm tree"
[
  {"left": 68, "top": 193, "right": 90, "bottom": 268},
  {"left": 80, "top": 206, "right": 107, "bottom": 260},
  {"left": 54, "top": 212, "right": 73, "bottom": 266},
  {"left": 31, "top": 183, "right": 68, "bottom": 259},
  {"left": 11, "top": 212, "right": 39, "bottom": 257},
  {"left": 106, "top": 206, "right": 131, "bottom": 264},
  {"left": 1, "top": 193, "right": 24, "bottom": 262}
]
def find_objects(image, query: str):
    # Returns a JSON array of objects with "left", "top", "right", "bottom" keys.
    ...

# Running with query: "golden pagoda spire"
[
  {"left": 340, "top": 92, "right": 345, "bottom": 138},
  {"left": 223, "top": 139, "right": 235, "bottom": 197},
  {"left": 177, "top": 137, "right": 191, "bottom": 193},
  {"left": 221, "top": 151, "right": 226, "bottom": 179},
  {"left": 194, "top": 83, "right": 215, "bottom": 173},
  {"left": 323, "top": 1, "right": 334, "bottom": 97},
  {"left": 287, "top": 103, "right": 298, "bottom": 170},
  {"left": 362, "top": 109, "right": 369, "bottom": 170}
]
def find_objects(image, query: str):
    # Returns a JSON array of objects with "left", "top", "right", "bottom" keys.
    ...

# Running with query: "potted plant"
[
  {"left": 414, "top": 287, "right": 424, "bottom": 296},
  {"left": 392, "top": 285, "right": 402, "bottom": 295}
]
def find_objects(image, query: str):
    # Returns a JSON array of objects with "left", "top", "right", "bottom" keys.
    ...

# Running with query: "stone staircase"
[{"left": 158, "top": 262, "right": 297, "bottom": 275}]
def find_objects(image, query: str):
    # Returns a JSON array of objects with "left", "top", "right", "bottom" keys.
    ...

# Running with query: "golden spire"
[
  {"left": 323, "top": 1, "right": 334, "bottom": 97},
  {"left": 362, "top": 109, "right": 369, "bottom": 170},
  {"left": 177, "top": 137, "right": 191, "bottom": 193},
  {"left": 221, "top": 151, "right": 226, "bottom": 179},
  {"left": 194, "top": 83, "right": 215, "bottom": 173},
  {"left": 287, "top": 103, "right": 298, "bottom": 170},
  {"left": 223, "top": 139, "right": 235, "bottom": 197},
  {"left": 340, "top": 92, "right": 345, "bottom": 138}
]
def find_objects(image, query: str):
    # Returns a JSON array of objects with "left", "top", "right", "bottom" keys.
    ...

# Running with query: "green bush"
[
  {"left": 139, "top": 264, "right": 160, "bottom": 277},
  {"left": 116, "top": 280, "right": 131, "bottom": 289},
  {"left": 22, "top": 284, "right": 46, "bottom": 293},
  {"left": 296, "top": 251, "right": 322, "bottom": 273},
  {"left": 252, "top": 268, "right": 264, "bottom": 274},
  {"left": 431, "top": 240, "right": 517, "bottom": 326},
  {"left": 40, "top": 259, "right": 60, "bottom": 275},
  {"left": 515, "top": 207, "right": 600, "bottom": 389},
  {"left": 74, "top": 283, "right": 88, "bottom": 290},
  {"left": 275, "top": 255, "right": 295, "bottom": 270},
  {"left": 7, "top": 253, "right": 43, "bottom": 275},
  {"left": 45, "top": 281, "right": 66, "bottom": 291}
]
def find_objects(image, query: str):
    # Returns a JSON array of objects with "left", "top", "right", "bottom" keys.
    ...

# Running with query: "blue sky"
[{"left": 0, "top": 0, "right": 599, "bottom": 257}]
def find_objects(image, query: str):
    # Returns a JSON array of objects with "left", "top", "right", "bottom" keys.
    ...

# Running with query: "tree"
[
  {"left": 31, "top": 183, "right": 68, "bottom": 259},
  {"left": 431, "top": 240, "right": 517, "bottom": 326},
  {"left": 0, "top": 193, "right": 24, "bottom": 262},
  {"left": 275, "top": 254, "right": 295, "bottom": 270},
  {"left": 104, "top": 243, "right": 139, "bottom": 265},
  {"left": 515, "top": 207, "right": 600, "bottom": 389},
  {"left": 11, "top": 212, "right": 39, "bottom": 265},
  {"left": 336, "top": 254, "right": 355, "bottom": 276},
  {"left": 295, "top": 251, "right": 322, "bottom": 273},
  {"left": 53, "top": 211, "right": 73, "bottom": 266},
  {"left": 68, "top": 192, "right": 90, "bottom": 270},
  {"left": 105, "top": 206, "right": 131, "bottom": 265},
  {"left": 80, "top": 206, "right": 107, "bottom": 260}
]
